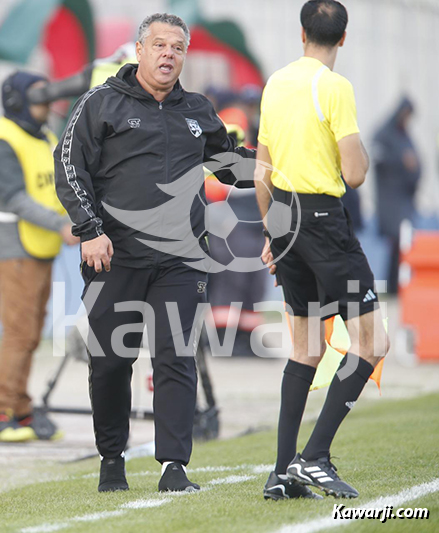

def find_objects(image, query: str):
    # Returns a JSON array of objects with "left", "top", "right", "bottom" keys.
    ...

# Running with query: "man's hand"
[
  {"left": 81, "top": 234, "right": 114, "bottom": 273},
  {"left": 261, "top": 237, "right": 278, "bottom": 286},
  {"left": 60, "top": 223, "right": 80, "bottom": 246}
]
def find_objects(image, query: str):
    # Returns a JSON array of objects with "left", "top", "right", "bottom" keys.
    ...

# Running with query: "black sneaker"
[
  {"left": 98, "top": 455, "right": 129, "bottom": 492},
  {"left": 263, "top": 471, "right": 323, "bottom": 501},
  {"left": 158, "top": 462, "right": 200, "bottom": 493},
  {"left": 287, "top": 453, "right": 359, "bottom": 499}
]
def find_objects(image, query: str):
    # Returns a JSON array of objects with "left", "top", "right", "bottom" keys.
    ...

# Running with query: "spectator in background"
[
  {"left": 0, "top": 71, "right": 77, "bottom": 443},
  {"left": 239, "top": 84, "right": 262, "bottom": 147},
  {"left": 204, "top": 86, "right": 237, "bottom": 113},
  {"left": 373, "top": 97, "right": 421, "bottom": 294}
]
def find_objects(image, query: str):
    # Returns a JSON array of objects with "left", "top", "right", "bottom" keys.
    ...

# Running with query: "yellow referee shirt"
[{"left": 258, "top": 56, "right": 359, "bottom": 197}]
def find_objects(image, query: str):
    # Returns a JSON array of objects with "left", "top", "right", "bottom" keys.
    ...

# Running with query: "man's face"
[
  {"left": 136, "top": 22, "right": 187, "bottom": 94},
  {"left": 28, "top": 81, "right": 50, "bottom": 123}
]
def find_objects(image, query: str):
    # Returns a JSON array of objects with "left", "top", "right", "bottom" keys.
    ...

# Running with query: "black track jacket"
[{"left": 54, "top": 64, "right": 255, "bottom": 268}]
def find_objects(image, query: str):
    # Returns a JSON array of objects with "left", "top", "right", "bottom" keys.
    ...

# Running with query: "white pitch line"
[
  {"left": 20, "top": 469, "right": 263, "bottom": 533},
  {"left": 71, "top": 510, "right": 126, "bottom": 523},
  {"left": 80, "top": 463, "right": 272, "bottom": 479},
  {"left": 80, "top": 465, "right": 241, "bottom": 479},
  {"left": 21, "top": 511, "right": 126, "bottom": 533},
  {"left": 251, "top": 465, "right": 273, "bottom": 474},
  {"left": 190, "top": 465, "right": 243, "bottom": 474},
  {"left": 276, "top": 478, "right": 439, "bottom": 533},
  {"left": 121, "top": 498, "right": 170, "bottom": 510},
  {"left": 31, "top": 464, "right": 256, "bottom": 484},
  {"left": 21, "top": 525, "right": 69, "bottom": 533},
  {"left": 208, "top": 475, "right": 256, "bottom": 485}
]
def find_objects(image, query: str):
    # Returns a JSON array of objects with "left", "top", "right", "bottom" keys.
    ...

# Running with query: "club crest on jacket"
[{"left": 185, "top": 118, "right": 202, "bottom": 138}]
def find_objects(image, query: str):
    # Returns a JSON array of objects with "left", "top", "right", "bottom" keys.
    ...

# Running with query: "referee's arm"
[
  {"left": 338, "top": 133, "right": 369, "bottom": 189},
  {"left": 255, "top": 142, "right": 276, "bottom": 277},
  {"left": 254, "top": 142, "right": 274, "bottom": 220}
]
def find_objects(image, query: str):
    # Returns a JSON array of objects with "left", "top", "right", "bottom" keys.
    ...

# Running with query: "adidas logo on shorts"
[{"left": 362, "top": 289, "right": 376, "bottom": 303}]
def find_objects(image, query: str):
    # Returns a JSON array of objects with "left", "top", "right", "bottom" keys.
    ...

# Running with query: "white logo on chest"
[
  {"left": 185, "top": 118, "right": 203, "bottom": 138},
  {"left": 128, "top": 118, "right": 141, "bottom": 129}
]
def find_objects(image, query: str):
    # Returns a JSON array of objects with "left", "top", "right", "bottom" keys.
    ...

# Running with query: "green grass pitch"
[{"left": 1, "top": 393, "right": 438, "bottom": 533}]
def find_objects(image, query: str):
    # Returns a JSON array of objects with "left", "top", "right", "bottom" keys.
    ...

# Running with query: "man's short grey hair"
[{"left": 138, "top": 13, "right": 191, "bottom": 49}]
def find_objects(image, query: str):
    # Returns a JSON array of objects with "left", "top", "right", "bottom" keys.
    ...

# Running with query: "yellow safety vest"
[
  {"left": 90, "top": 58, "right": 137, "bottom": 88},
  {"left": 0, "top": 117, "right": 65, "bottom": 259}
]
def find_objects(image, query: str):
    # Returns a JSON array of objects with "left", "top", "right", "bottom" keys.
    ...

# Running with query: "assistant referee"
[{"left": 256, "top": 0, "right": 389, "bottom": 500}]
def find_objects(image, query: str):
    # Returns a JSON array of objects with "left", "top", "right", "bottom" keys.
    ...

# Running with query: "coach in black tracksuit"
[{"left": 54, "top": 14, "right": 254, "bottom": 493}]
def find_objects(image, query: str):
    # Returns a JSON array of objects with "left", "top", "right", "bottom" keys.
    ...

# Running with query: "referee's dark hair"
[{"left": 300, "top": 0, "right": 348, "bottom": 47}]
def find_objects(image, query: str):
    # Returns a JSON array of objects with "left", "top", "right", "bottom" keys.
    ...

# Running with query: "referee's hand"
[{"left": 261, "top": 237, "right": 278, "bottom": 286}]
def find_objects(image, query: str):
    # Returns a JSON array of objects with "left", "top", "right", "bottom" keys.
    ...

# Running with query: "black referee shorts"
[{"left": 271, "top": 188, "right": 378, "bottom": 321}]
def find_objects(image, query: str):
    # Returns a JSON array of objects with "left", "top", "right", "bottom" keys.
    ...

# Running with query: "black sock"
[
  {"left": 274, "top": 360, "right": 316, "bottom": 475},
  {"left": 301, "top": 353, "right": 374, "bottom": 461}
]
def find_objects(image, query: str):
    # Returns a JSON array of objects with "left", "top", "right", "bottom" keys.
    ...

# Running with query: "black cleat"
[
  {"left": 263, "top": 471, "right": 323, "bottom": 501},
  {"left": 98, "top": 455, "right": 129, "bottom": 492},
  {"left": 287, "top": 453, "right": 359, "bottom": 499},
  {"left": 158, "top": 462, "right": 200, "bottom": 493}
]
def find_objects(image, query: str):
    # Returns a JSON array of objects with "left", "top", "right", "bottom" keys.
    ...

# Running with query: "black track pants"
[{"left": 81, "top": 262, "right": 208, "bottom": 464}]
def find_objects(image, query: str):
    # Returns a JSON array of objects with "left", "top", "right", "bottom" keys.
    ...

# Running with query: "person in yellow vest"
[{"left": 0, "top": 71, "right": 78, "bottom": 442}]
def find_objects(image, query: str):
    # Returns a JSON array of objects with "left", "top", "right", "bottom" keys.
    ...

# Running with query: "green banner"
[
  {"left": 0, "top": 0, "right": 60, "bottom": 63},
  {"left": 0, "top": 0, "right": 94, "bottom": 64}
]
